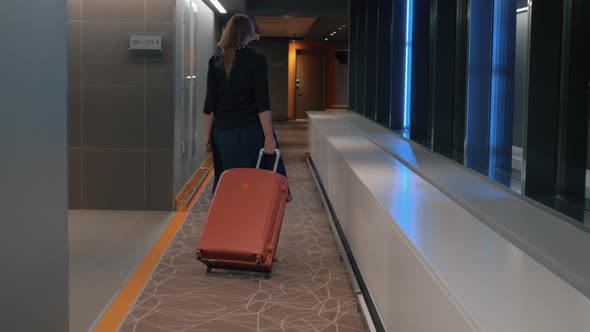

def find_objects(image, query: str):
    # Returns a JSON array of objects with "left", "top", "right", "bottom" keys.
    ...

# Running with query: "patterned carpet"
[{"left": 119, "top": 122, "right": 367, "bottom": 332}]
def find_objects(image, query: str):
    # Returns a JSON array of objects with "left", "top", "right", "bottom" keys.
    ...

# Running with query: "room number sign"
[{"left": 129, "top": 35, "right": 163, "bottom": 51}]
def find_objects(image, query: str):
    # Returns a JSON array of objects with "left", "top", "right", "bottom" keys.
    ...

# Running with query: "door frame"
[{"left": 288, "top": 42, "right": 338, "bottom": 120}]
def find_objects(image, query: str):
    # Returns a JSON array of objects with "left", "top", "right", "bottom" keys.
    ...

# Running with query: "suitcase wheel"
[
  {"left": 206, "top": 266, "right": 212, "bottom": 274},
  {"left": 256, "top": 256, "right": 261, "bottom": 266},
  {"left": 264, "top": 272, "right": 272, "bottom": 279},
  {"left": 196, "top": 252, "right": 201, "bottom": 261}
]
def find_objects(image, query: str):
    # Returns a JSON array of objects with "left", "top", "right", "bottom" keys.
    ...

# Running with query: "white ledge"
[{"left": 308, "top": 112, "right": 590, "bottom": 332}]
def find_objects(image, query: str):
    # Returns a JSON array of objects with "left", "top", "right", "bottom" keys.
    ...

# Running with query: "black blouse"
[{"left": 203, "top": 47, "right": 271, "bottom": 129}]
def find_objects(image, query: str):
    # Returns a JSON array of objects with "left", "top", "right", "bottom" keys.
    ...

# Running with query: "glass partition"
[{"left": 348, "top": 0, "right": 590, "bottom": 228}]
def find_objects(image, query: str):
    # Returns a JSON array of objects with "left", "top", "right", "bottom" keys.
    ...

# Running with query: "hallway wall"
[
  {"left": 172, "top": 0, "right": 219, "bottom": 195},
  {"left": 67, "top": 0, "right": 176, "bottom": 210},
  {"left": 253, "top": 40, "right": 290, "bottom": 120},
  {"left": 335, "top": 59, "right": 348, "bottom": 106},
  {"left": 1, "top": 0, "right": 69, "bottom": 330}
]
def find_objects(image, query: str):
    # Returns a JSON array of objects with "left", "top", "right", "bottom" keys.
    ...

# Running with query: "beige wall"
[
  {"left": 67, "top": 0, "right": 176, "bottom": 210},
  {"left": 253, "top": 40, "right": 290, "bottom": 120}
]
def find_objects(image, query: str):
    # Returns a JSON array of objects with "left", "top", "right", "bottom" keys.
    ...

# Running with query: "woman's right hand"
[{"left": 263, "top": 137, "right": 277, "bottom": 155}]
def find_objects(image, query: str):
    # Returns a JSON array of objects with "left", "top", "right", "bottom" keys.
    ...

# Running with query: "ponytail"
[
  {"left": 221, "top": 48, "right": 236, "bottom": 78},
  {"left": 218, "top": 14, "right": 255, "bottom": 78}
]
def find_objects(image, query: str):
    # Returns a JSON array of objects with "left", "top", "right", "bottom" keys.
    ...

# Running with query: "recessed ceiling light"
[
  {"left": 333, "top": 31, "right": 337, "bottom": 34},
  {"left": 338, "top": 27, "right": 342, "bottom": 30},
  {"left": 325, "top": 38, "right": 328, "bottom": 41},
  {"left": 342, "top": 25, "right": 346, "bottom": 28},
  {"left": 208, "top": 0, "right": 227, "bottom": 14}
]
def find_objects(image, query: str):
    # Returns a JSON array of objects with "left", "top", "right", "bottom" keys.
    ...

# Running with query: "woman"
[{"left": 203, "top": 14, "right": 291, "bottom": 201}]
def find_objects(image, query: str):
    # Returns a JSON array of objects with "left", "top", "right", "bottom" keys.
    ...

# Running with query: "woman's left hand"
[{"left": 264, "top": 137, "right": 276, "bottom": 155}]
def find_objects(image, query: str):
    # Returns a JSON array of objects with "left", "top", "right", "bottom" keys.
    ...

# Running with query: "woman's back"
[
  {"left": 205, "top": 47, "right": 270, "bottom": 129},
  {"left": 202, "top": 13, "right": 290, "bottom": 200}
]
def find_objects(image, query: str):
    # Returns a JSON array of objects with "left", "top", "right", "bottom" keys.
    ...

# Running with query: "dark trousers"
[{"left": 211, "top": 122, "right": 289, "bottom": 194}]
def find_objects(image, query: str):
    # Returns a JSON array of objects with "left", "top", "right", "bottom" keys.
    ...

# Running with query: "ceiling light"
[
  {"left": 208, "top": 0, "right": 226, "bottom": 14},
  {"left": 338, "top": 27, "right": 342, "bottom": 30},
  {"left": 325, "top": 38, "right": 328, "bottom": 41},
  {"left": 333, "top": 31, "right": 337, "bottom": 34},
  {"left": 342, "top": 25, "right": 346, "bottom": 28}
]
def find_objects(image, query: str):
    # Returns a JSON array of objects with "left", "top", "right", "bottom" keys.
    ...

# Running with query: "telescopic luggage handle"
[{"left": 256, "top": 148, "right": 281, "bottom": 172}]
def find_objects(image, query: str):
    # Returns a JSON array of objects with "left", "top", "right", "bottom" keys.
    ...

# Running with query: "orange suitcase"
[{"left": 196, "top": 149, "right": 288, "bottom": 278}]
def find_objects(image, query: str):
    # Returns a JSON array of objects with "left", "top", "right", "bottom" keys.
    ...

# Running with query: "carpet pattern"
[{"left": 119, "top": 123, "right": 367, "bottom": 332}]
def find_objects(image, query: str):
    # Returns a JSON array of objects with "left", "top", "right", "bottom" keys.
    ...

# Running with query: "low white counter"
[{"left": 308, "top": 112, "right": 590, "bottom": 332}]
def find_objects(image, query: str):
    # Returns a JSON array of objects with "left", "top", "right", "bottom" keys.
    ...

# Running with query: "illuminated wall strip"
[
  {"left": 403, "top": 0, "right": 413, "bottom": 129},
  {"left": 489, "top": 0, "right": 516, "bottom": 179},
  {"left": 489, "top": 1, "right": 501, "bottom": 173}
]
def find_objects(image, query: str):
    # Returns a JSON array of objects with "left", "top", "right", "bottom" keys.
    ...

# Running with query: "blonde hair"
[{"left": 218, "top": 14, "right": 255, "bottom": 78}]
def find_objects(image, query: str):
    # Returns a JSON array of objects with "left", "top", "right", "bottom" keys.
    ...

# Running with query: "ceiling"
[
  {"left": 215, "top": 0, "right": 349, "bottom": 44},
  {"left": 254, "top": 16, "right": 318, "bottom": 38},
  {"left": 217, "top": 0, "right": 247, "bottom": 13},
  {"left": 216, "top": 0, "right": 347, "bottom": 16},
  {"left": 305, "top": 16, "right": 348, "bottom": 43}
]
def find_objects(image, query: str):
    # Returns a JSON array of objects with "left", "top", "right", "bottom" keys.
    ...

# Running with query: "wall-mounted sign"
[{"left": 129, "top": 34, "right": 163, "bottom": 51}]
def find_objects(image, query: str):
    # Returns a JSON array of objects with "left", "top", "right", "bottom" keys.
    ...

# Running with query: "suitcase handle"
[{"left": 256, "top": 148, "right": 281, "bottom": 172}]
